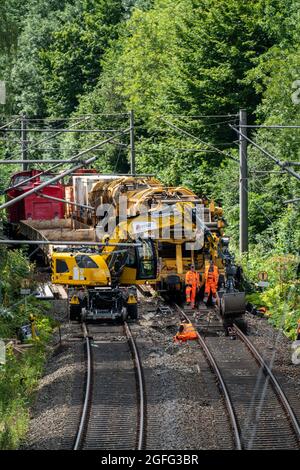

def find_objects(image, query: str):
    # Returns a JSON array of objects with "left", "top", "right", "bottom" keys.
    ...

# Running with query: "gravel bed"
[
  {"left": 131, "top": 303, "right": 233, "bottom": 450},
  {"left": 20, "top": 322, "right": 85, "bottom": 450},
  {"left": 19, "top": 303, "right": 299, "bottom": 450},
  {"left": 244, "top": 313, "right": 300, "bottom": 423}
]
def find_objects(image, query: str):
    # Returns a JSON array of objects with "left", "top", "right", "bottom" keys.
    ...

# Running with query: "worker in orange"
[
  {"left": 173, "top": 321, "right": 198, "bottom": 342},
  {"left": 204, "top": 260, "right": 219, "bottom": 306},
  {"left": 185, "top": 264, "right": 200, "bottom": 309}
]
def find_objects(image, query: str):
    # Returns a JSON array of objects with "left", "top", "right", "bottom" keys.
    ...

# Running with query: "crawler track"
[
  {"left": 176, "top": 304, "right": 300, "bottom": 449},
  {"left": 74, "top": 322, "right": 146, "bottom": 450}
]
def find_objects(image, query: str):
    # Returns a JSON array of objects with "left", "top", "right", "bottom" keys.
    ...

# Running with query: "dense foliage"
[
  {"left": 0, "top": 0, "right": 299, "bottom": 336},
  {"left": 0, "top": 315, "right": 54, "bottom": 449},
  {"left": 0, "top": 247, "right": 54, "bottom": 449}
]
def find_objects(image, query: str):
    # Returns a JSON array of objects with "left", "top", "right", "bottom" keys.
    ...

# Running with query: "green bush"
[
  {"left": 0, "top": 315, "right": 54, "bottom": 449},
  {"left": 243, "top": 248, "right": 300, "bottom": 340},
  {"left": 0, "top": 247, "right": 55, "bottom": 449}
]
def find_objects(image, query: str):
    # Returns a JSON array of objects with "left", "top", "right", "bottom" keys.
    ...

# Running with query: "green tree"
[
  {"left": 78, "top": 0, "right": 295, "bottom": 187},
  {"left": 40, "top": 0, "right": 126, "bottom": 116},
  {"left": 9, "top": 0, "right": 70, "bottom": 116}
]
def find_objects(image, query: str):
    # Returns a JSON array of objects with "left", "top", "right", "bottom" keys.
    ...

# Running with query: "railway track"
[
  {"left": 74, "top": 322, "right": 146, "bottom": 450},
  {"left": 71, "top": 298, "right": 300, "bottom": 450},
  {"left": 176, "top": 304, "right": 300, "bottom": 450}
]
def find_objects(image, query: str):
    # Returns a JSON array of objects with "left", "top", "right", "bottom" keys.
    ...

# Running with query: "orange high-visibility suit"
[
  {"left": 185, "top": 270, "right": 200, "bottom": 308},
  {"left": 204, "top": 264, "right": 219, "bottom": 304},
  {"left": 173, "top": 323, "right": 198, "bottom": 342}
]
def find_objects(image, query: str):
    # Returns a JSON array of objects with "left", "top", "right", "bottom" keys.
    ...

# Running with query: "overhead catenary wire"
[
  {"left": 0, "top": 117, "right": 20, "bottom": 130},
  {"left": 282, "top": 162, "right": 300, "bottom": 167},
  {"left": 249, "top": 178, "right": 282, "bottom": 204},
  {"left": 31, "top": 116, "right": 113, "bottom": 172},
  {"left": 170, "top": 118, "right": 239, "bottom": 128},
  {"left": 231, "top": 118, "right": 298, "bottom": 243},
  {"left": 230, "top": 125, "right": 300, "bottom": 182},
  {"left": 239, "top": 125, "right": 300, "bottom": 129},
  {"left": 28, "top": 116, "right": 91, "bottom": 152},
  {"left": 248, "top": 165, "right": 298, "bottom": 215},
  {"left": 5, "top": 141, "right": 128, "bottom": 151},
  {"left": 2, "top": 128, "right": 125, "bottom": 133},
  {"left": 227, "top": 166, "right": 277, "bottom": 244},
  {"left": 173, "top": 148, "right": 230, "bottom": 153},
  {"left": 0, "top": 159, "right": 105, "bottom": 164},
  {"left": 250, "top": 170, "right": 286, "bottom": 175},
  {"left": 136, "top": 122, "right": 240, "bottom": 134},
  {"left": 283, "top": 198, "right": 300, "bottom": 204},
  {"left": 247, "top": 169, "right": 296, "bottom": 225},
  {"left": 0, "top": 128, "right": 130, "bottom": 208},
  {"left": 11, "top": 112, "right": 130, "bottom": 121},
  {"left": 113, "top": 138, "right": 124, "bottom": 173},
  {"left": 3, "top": 129, "right": 128, "bottom": 193},
  {"left": 163, "top": 113, "right": 239, "bottom": 119},
  {"left": 244, "top": 186, "right": 276, "bottom": 238},
  {"left": 0, "top": 138, "right": 24, "bottom": 142},
  {"left": 23, "top": 148, "right": 107, "bottom": 153},
  {"left": 160, "top": 117, "right": 239, "bottom": 163}
]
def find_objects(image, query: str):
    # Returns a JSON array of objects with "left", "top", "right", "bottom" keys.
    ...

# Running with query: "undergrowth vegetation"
[{"left": 0, "top": 248, "right": 54, "bottom": 449}]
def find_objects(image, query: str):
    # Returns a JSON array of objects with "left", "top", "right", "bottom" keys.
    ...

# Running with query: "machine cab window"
[
  {"left": 39, "top": 175, "right": 58, "bottom": 185},
  {"left": 136, "top": 239, "right": 157, "bottom": 280},
  {"left": 56, "top": 259, "right": 69, "bottom": 273},
  {"left": 75, "top": 255, "right": 98, "bottom": 269},
  {"left": 12, "top": 175, "right": 29, "bottom": 186}
]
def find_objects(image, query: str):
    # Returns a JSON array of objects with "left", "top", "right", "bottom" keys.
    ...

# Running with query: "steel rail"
[
  {"left": 75, "top": 322, "right": 145, "bottom": 450},
  {"left": 124, "top": 322, "right": 146, "bottom": 450},
  {"left": 74, "top": 323, "right": 92, "bottom": 450},
  {"left": 234, "top": 325, "right": 300, "bottom": 444},
  {"left": 175, "top": 304, "right": 242, "bottom": 450}
]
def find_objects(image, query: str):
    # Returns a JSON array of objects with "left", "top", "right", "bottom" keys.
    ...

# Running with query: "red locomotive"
[{"left": 6, "top": 170, "right": 65, "bottom": 224}]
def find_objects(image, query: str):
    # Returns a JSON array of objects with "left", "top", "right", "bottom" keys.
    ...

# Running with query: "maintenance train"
[{"left": 5, "top": 169, "right": 246, "bottom": 330}]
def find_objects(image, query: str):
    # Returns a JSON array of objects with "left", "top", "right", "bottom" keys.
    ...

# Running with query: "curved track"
[
  {"left": 74, "top": 322, "right": 146, "bottom": 450},
  {"left": 176, "top": 304, "right": 300, "bottom": 450}
]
